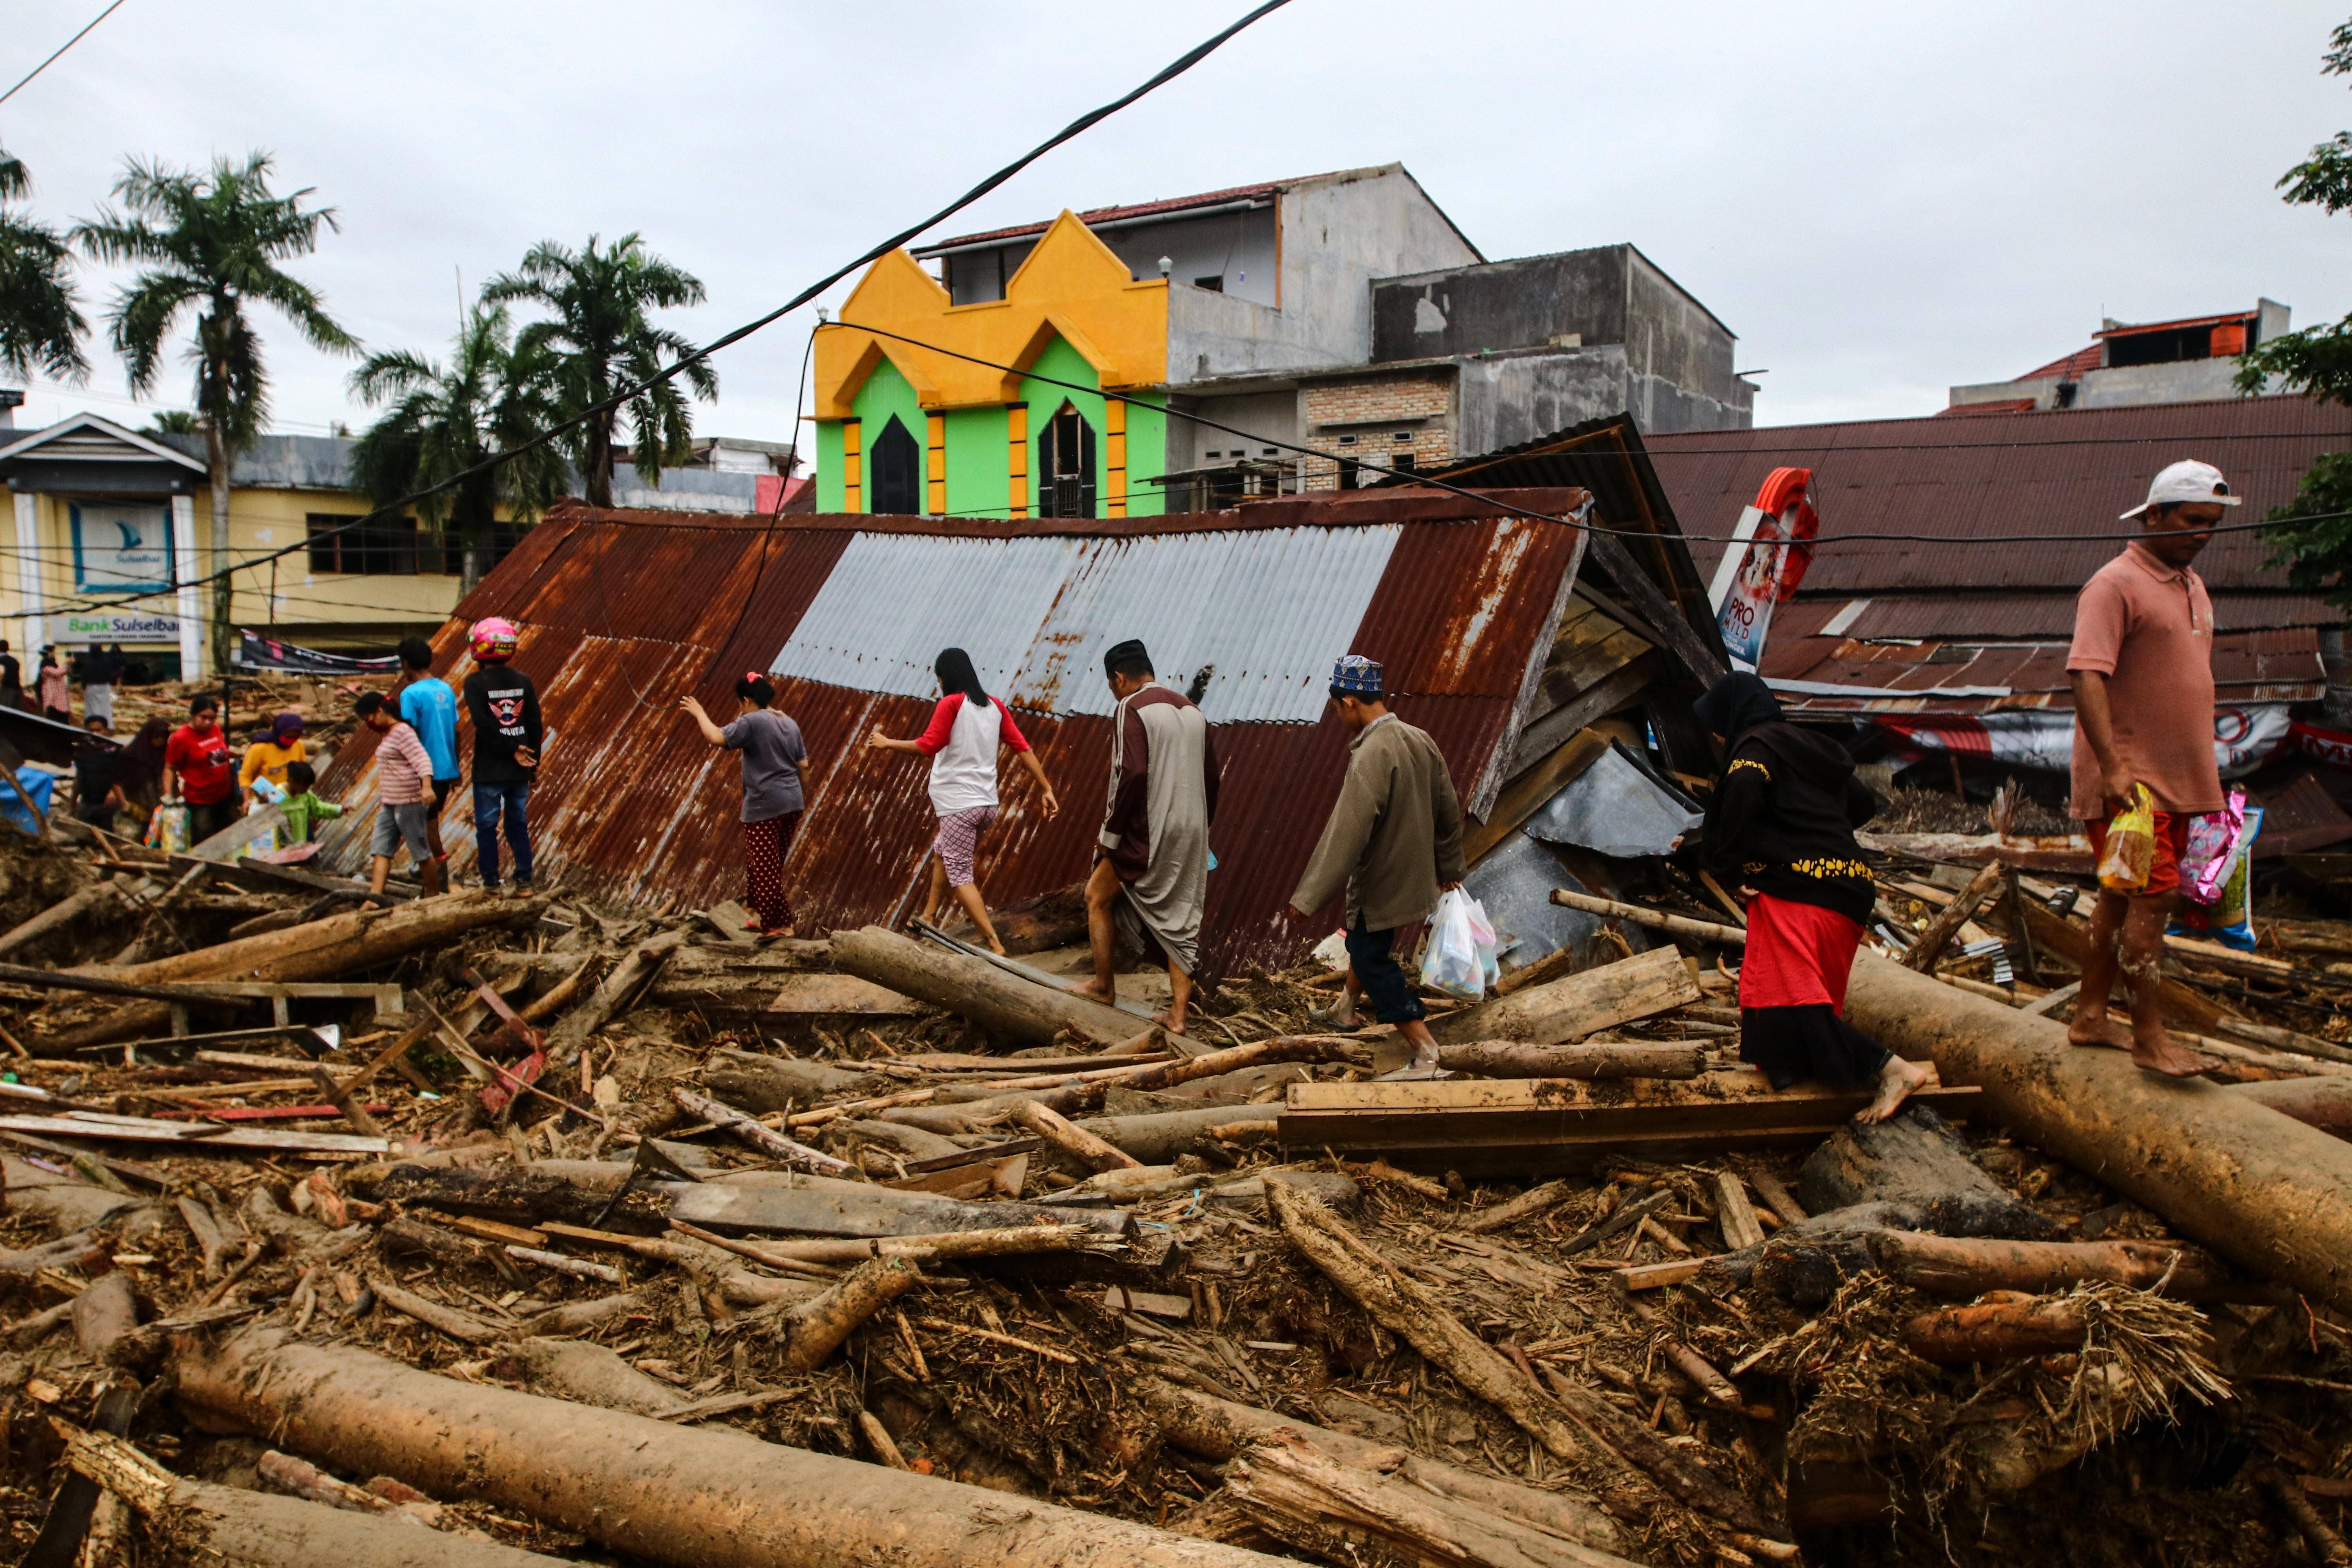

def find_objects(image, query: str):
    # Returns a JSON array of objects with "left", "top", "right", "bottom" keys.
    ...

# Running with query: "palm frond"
[{"left": 0, "top": 210, "right": 88, "bottom": 381}]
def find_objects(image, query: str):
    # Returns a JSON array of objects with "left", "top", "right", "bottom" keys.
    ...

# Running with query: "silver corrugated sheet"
[{"left": 768, "top": 524, "right": 1401, "bottom": 723}]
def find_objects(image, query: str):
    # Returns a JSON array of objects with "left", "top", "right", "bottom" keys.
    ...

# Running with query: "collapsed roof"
[{"left": 315, "top": 474, "right": 1724, "bottom": 978}]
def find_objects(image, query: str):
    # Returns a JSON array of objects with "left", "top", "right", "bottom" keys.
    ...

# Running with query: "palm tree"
[
  {"left": 484, "top": 234, "right": 715, "bottom": 508},
  {"left": 73, "top": 154, "right": 356, "bottom": 670},
  {"left": 0, "top": 145, "right": 87, "bottom": 385},
  {"left": 348, "top": 302, "right": 568, "bottom": 593}
]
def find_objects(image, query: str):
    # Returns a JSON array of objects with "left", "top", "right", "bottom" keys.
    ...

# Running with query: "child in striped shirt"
[{"left": 356, "top": 691, "right": 445, "bottom": 901}]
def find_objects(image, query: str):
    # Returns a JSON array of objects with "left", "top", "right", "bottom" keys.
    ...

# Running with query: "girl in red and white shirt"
[{"left": 867, "top": 647, "right": 1059, "bottom": 952}]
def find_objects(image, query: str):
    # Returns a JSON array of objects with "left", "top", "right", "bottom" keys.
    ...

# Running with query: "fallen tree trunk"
[
  {"left": 0, "top": 880, "right": 120, "bottom": 961},
  {"left": 1842, "top": 952, "right": 2352, "bottom": 1315},
  {"left": 1902, "top": 860, "right": 2005, "bottom": 973},
  {"left": 65, "top": 1426, "right": 608, "bottom": 1567},
  {"left": 672, "top": 1087, "right": 851, "bottom": 1175},
  {"left": 1222, "top": 1430, "right": 1646, "bottom": 1568},
  {"left": 779, "top": 1257, "right": 921, "bottom": 1371},
  {"left": 174, "top": 1327, "right": 1300, "bottom": 1568},
  {"left": 1141, "top": 1381, "right": 1624, "bottom": 1557},
  {"left": 1430, "top": 946, "right": 1698, "bottom": 1047},
  {"left": 704, "top": 1051, "right": 887, "bottom": 1114},
  {"left": 1434, "top": 1041, "right": 1703, "bottom": 1080},
  {"left": 1072, "top": 1104, "right": 1280, "bottom": 1164},
  {"left": 830, "top": 925, "right": 1141, "bottom": 1049},
  {"left": 1013, "top": 1100, "right": 1141, "bottom": 1172},
  {"left": 2226, "top": 1074, "right": 2352, "bottom": 1138},
  {"left": 546, "top": 929, "right": 685, "bottom": 1062},
  {"left": 353, "top": 1162, "right": 1129, "bottom": 1240},
  {"left": 1867, "top": 1230, "right": 2235, "bottom": 1299},
  {"left": 1899, "top": 1296, "right": 2090, "bottom": 1364},
  {"left": 33, "top": 892, "right": 542, "bottom": 1052}
]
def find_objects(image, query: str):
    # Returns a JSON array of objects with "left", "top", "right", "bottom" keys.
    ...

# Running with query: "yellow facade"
[
  {"left": 0, "top": 481, "right": 473, "bottom": 672},
  {"left": 813, "top": 211, "right": 1170, "bottom": 417}
]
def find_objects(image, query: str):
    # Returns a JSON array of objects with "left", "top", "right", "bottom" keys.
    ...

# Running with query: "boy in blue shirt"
[{"left": 394, "top": 636, "right": 461, "bottom": 874}]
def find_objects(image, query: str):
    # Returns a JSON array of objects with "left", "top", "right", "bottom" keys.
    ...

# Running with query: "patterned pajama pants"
[
  {"left": 932, "top": 804, "right": 997, "bottom": 887},
  {"left": 744, "top": 811, "right": 800, "bottom": 932}
]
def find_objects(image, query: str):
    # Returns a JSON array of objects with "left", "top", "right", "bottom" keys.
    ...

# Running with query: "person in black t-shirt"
[
  {"left": 0, "top": 641, "right": 21, "bottom": 711},
  {"left": 72, "top": 715, "right": 120, "bottom": 831},
  {"left": 460, "top": 617, "right": 541, "bottom": 892}
]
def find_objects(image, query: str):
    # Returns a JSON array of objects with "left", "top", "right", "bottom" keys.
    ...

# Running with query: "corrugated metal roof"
[
  {"left": 1644, "top": 395, "right": 2352, "bottom": 596},
  {"left": 1786, "top": 591, "right": 2345, "bottom": 642},
  {"left": 315, "top": 486, "right": 1651, "bottom": 978},
  {"left": 915, "top": 172, "right": 1331, "bottom": 255}
]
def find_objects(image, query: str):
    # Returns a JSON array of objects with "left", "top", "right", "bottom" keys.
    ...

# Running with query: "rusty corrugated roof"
[
  {"left": 315, "top": 486, "right": 1656, "bottom": 978},
  {"left": 1644, "top": 395, "right": 2352, "bottom": 597}
]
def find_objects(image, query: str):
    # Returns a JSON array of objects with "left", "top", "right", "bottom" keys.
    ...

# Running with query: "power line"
[
  {"left": 831, "top": 321, "right": 2336, "bottom": 547},
  {"left": 0, "top": 0, "right": 127, "bottom": 107},
  {"left": 36, "top": 0, "right": 1296, "bottom": 627}
]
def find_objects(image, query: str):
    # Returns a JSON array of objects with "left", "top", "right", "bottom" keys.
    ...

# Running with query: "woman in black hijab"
[
  {"left": 111, "top": 715, "right": 172, "bottom": 835},
  {"left": 1690, "top": 673, "right": 1933, "bottom": 1123}
]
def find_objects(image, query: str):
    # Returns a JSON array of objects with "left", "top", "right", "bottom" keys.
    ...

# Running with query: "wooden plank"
[
  {"left": 1713, "top": 1171, "right": 1766, "bottom": 1250},
  {"left": 0, "top": 1113, "right": 387, "bottom": 1155},
  {"left": 1501, "top": 652, "right": 1661, "bottom": 782},
  {"left": 1465, "top": 727, "right": 1610, "bottom": 864},
  {"left": 1277, "top": 1074, "right": 1981, "bottom": 1176},
  {"left": 1430, "top": 945, "right": 1697, "bottom": 1047},
  {"left": 1619, "top": 1259, "right": 1705, "bottom": 1291},
  {"left": 1584, "top": 529, "right": 1727, "bottom": 688},
  {"left": 658, "top": 1178, "right": 1130, "bottom": 1240},
  {"left": 766, "top": 973, "right": 921, "bottom": 1018}
]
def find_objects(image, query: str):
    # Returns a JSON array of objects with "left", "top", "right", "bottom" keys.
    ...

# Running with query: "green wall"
[{"left": 818, "top": 334, "right": 1171, "bottom": 520}]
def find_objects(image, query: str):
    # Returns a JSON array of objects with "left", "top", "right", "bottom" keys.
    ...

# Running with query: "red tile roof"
[
  {"left": 1934, "top": 397, "right": 2040, "bottom": 418},
  {"left": 2015, "top": 343, "right": 2102, "bottom": 382}
]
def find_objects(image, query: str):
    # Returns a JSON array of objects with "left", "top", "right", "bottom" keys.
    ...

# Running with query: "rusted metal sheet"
[
  {"left": 1759, "top": 626, "right": 2320, "bottom": 716},
  {"left": 1646, "top": 396, "right": 2352, "bottom": 598},
  {"left": 318, "top": 487, "right": 1615, "bottom": 978},
  {"left": 1793, "top": 590, "right": 2344, "bottom": 643}
]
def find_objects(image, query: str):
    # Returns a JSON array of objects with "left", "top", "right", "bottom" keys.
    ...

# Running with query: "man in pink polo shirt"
[{"left": 2067, "top": 460, "right": 2233, "bottom": 1076}]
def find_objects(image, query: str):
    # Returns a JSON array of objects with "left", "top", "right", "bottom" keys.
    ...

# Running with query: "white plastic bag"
[{"left": 1420, "top": 889, "right": 1499, "bottom": 1001}]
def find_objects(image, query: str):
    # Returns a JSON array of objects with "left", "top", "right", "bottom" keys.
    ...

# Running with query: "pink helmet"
[{"left": 470, "top": 617, "right": 519, "bottom": 662}]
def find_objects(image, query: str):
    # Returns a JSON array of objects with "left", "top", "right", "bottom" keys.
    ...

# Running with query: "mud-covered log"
[
  {"left": 1843, "top": 952, "right": 2352, "bottom": 1314},
  {"left": 704, "top": 1051, "right": 886, "bottom": 1115},
  {"left": 546, "top": 929, "right": 686, "bottom": 1062},
  {"left": 0, "top": 881, "right": 122, "bottom": 961},
  {"left": 830, "top": 925, "right": 1142, "bottom": 1048},
  {"left": 32, "top": 892, "right": 543, "bottom": 1052},
  {"left": 1900, "top": 1296, "right": 2091, "bottom": 1363},
  {"left": 1072, "top": 1105, "right": 1280, "bottom": 1164},
  {"left": 66, "top": 1428, "right": 565, "bottom": 1567},
  {"left": 499, "top": 1337, "right": 686, "bottom": 1416},
  {"left": 69, "top": 1271, "right": 138, "bottom": 1361},
  {"left": 1140, "top": 1381, "right": 1624, "bottom": 1555},
  {"left": 780, "top": 1257, "right": 921, "bottom": 1371},
  {"left": 1013, "top": 1100, "right": 1142, "bottom": 1172},
  {"left": 2226, "top": 1074, "right": 2352, "bottom": 1138},
  {"left": 1460, "top": 1180, "right": 1577, "bottom": 1235},
  {"left": 1222, "top": 1430, "right": 1647, "bottom": 1568},
  {"left": 1867, "top": 1230, "right": 2235, "bottom": 1299},
  {"left": 173, "top": 1327, "right": 1300, "bottom": 1568}
]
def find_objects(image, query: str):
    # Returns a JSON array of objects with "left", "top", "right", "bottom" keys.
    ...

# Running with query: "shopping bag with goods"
[
  {"left": 1420, "top": 888, "right": 1499, "bottom": 1001},
  {"left": 2179, "top": 787, "right": 2246, "bottom": 906},
  {"left": 2096, "top": 784, "right": 2158, "bottom": 894}
]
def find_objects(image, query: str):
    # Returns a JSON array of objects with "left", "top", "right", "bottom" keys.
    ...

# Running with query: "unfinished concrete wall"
[
  {"left": 1624, "top": 250, "right": 1742, "bottom": 408},
  {"left": 1454, "top": 347, "right": 1750, "bottom": 454},
  {"left": 1097, "top": 209, "right": 1278, "bottom": 307},
  {"left": 1166, "top": 166, "right": 1480, "bottom": 385},
  {"left": 1170, "top": 389, "right": 1301, "bottom": 472},
  {"left": 1371, "top": 247, "right": 1631, "bottom": 363}
]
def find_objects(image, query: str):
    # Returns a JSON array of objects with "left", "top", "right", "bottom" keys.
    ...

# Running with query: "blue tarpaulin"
[{"left": 0, "top": 768, "right": 57, "bottom": 835}]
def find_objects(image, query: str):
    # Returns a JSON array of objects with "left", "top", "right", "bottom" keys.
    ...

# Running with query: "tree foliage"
[
  {"left": 73, "top": 154, "right": 356, "bottom": 452},
  {"left": 348, "top": 303, "right": 568, "bottom": 592},
  {"left": 0, "top": 144, "right": 88, "bottom": 384},
  {"left": 72, "top": 153, "right": 355, "bottom": 668},
  {"left": 2238, "top": 18, "right": 2352, "bottom": 611},
  {"left": 483, "top": 234, "right": 714, "bottom": 509}
]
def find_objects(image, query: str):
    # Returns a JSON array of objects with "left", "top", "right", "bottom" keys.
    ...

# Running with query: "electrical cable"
[
  {"left": 36, "top": 0, "right": 1296, "bottom": 628},
  {"left": 830, "top": 321, "right": 2341, "bottom": 546},
  {"left": 0, "top": 0, "right": 126, "bottom": 107}
]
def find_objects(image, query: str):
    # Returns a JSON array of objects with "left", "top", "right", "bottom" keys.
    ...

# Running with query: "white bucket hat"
[{"left": 2121, "top": 459, "right": 2241, "bottom": 520}]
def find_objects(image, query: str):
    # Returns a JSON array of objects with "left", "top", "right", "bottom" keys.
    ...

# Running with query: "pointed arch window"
[
  {"left": 1038, "top": 401, "right": 1096, "bottom": 518},
  {"left": 869, "top": 415, "right": 923, "bottom": 515}
]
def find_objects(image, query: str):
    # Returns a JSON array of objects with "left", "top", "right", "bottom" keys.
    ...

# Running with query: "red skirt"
[{"left": 1739, "top": 893, "right": 1861, "bottom": 1012}]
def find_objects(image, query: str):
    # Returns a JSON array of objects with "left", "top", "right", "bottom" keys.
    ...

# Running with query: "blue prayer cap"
[{"left": 1331, "top": 654, "right": 1383, "bottom": 696}]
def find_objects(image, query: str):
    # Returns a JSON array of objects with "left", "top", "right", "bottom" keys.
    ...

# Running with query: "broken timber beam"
[
  {"left": 829, "top": 925, "right": 1138, "bottom": 1049},
  {"left": 1546, "top": 889, "right": 1744, "bottom": 946},
  {"left": 1429, "top": 945, "right": 1699, "bottom": 1047},
  {"left": 172, "top": 1327, "right": 1303, "bottom": 1568},
  {"left": 1277, "top": 1070, "right": 1979, "bottom": 1177},
  {"left": 1842, "top": 951, "right": 2352, "bottom": 1314},
  {"left": 1434, "top": 1040, "right": 1704, "bottom": 1079}
]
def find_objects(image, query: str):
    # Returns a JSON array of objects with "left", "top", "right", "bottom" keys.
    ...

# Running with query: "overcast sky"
[{"left": 5, "top": 0, "right": 2351, "bottom": 448}]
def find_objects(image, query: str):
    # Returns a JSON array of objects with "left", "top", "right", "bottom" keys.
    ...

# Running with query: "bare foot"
[
  {"left": 2129, "top": 1031, "right": 2221, "bottom": 1078},
  {"left": 986, "top": 938, "right": 1007, "bottom": 957},
  {"left": 1857, "top": 1056, "right": 1938, "bottom": 1123},
  {"left": 1155, "top": 1007, "right": 1188, "bottom": 1037},
  {"left": 2066, "top": 1015, "right": 2135, "bottom": 1051},
  {"left": 1067, "top": 976, "right": 1116, "bottom": 1004},
  {"left": 1310, "top": 1000, "right": 1361, "bottom": 1031}
]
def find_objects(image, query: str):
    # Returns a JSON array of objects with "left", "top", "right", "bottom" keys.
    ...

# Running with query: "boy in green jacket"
[{"left": 279, "top": 760, "right": 343, "bottom": 844}]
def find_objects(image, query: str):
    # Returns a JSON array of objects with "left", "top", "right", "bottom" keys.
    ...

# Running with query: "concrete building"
[
  {"left": 814, "top": 166, "right": 1753, "bottom": 518},
  {"left": 1946, "top": 301, "right": 2291, "bottom": 414},
  {"left": 0, "top": 411, "right": 791, "bottom": 677}
]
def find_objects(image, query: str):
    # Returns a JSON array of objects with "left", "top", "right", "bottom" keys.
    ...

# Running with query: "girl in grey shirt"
[{"left": 681, "top": 674, "right": 809, "bottom": 938}]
